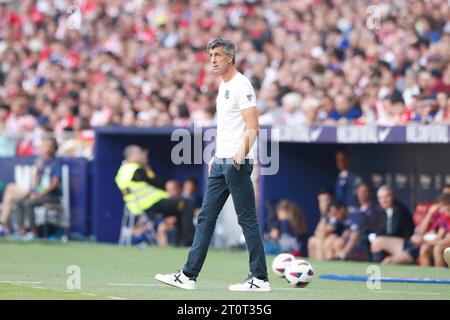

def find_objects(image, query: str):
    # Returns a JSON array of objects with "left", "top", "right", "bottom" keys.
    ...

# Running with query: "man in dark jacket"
[{"left": 370, "top": 185, "right": 415, "bottom": 263}]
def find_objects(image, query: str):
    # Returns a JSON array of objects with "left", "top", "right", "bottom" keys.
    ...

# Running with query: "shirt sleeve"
[
  {"left": 132, "top": 168, "right": 166, "bottom": 190},
  {"left": 237, "top": 81, "right": 257, "bottom": 110},
  {"left": 51, "top": 160, "right": 62, "bottom": 180}
]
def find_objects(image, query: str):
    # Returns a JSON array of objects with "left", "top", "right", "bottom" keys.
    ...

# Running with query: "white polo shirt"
[{"left": 215, "top": 72, "right": 257, "bottom": 159}]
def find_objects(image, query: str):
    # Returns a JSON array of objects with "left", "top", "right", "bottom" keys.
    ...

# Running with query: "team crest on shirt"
[
  {"left": 225, "top": 90, "right": 229, "bottom": 99},
  {"left": 247, "top": 94, "right": 253, "bottom": 101}
]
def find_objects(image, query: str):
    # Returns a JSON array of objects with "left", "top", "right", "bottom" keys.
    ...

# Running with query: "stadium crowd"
[{"left": 1, "top": 0, "right": 450, "bottom": 158}]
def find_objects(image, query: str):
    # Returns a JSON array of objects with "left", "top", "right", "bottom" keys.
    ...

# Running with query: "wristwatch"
[{"left": 233, "top": 158, "right": 242, "bottom": 171}]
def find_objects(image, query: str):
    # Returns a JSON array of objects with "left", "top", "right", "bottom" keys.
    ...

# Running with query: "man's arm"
[
  {"left": 340, "top": 231, "right": 360, "bottom": 258},
  {"left": 418, "top": 204, "right": 439, "bottom": 234},
  {"left": 234, "top": 107, "right": 259, "bottom": 164},
  {"left": 314, "top": 217, "right": 328, "bottom": 238},
  {"left": 133, "top": 168, "right": 166, "bottom": 189},
  {"left": 31, "top": 177, "right": 60, "bottom": 200}
]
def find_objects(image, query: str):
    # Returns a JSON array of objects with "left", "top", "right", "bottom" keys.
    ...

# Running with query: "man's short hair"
[
  {"left": 207, "top": 38, "right": 237, "bottom": 65},
  {"left": 329, "top": 199, "right": 347, "bottom": 210},
  {"left": 42, "top": 136, "right": 58, "bottom": 153},
  {"left": 377, "top": 185, "right": 394, "bottom": 195},
  {"left": 318, "top": 187, "right": 334, "bottom": 197},
  {"left": 185, "top": 177, "right": 198, "bottom": 187},
  {"left": 123, "top": 144, "right": 141, "bottom": 160}
]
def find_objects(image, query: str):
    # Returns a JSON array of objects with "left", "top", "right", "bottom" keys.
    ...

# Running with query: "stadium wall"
[{"left": 1, "top": 125, "right": 449, "bottom": 243}]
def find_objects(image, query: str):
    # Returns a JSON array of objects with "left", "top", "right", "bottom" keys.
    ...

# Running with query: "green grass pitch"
[{"left": 0, "top": 240, "right": 449, "bottom": 300}]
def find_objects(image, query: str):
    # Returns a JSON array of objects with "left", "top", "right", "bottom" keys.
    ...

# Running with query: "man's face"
[
  {"left": 129, "top": 147, "right": 148, "bottom": 164},
  {"left": 336, "top": 151, "right": 348, "bottom": 172},
  {"left": 183, "top": 181, "right": 196, "bottom": 195},
  {"left": 138, "top": 148, "right": 149, "bottom": 164},
  {"left": 356, "top": 184, "right": 369, "bottom": 203},
  {"left": 330, "top": 206, "right": 347, "bottom": 221},
  {"left": 166, "top": 180, "right": 181, "bottom": 197},
  {"left": 209, "top": 46, "right": 232, "bottom": 75},
  {"left": 39, "top": 139, "right": 55, "bottom": 158},
  {"left": 377, "top": 189, "right": 394, "bottom": 209},
  {"left": 318, "top": 193, "right": 332, "bottom": 216}
]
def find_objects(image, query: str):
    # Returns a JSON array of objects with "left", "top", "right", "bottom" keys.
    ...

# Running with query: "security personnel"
[{"left": 115, "top": 145, "right": 195, "bottom": 246}]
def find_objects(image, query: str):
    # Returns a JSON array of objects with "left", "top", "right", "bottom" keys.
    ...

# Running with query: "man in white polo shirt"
[{"left": 155, "top": 38, "right": 270, "bottom": 292}]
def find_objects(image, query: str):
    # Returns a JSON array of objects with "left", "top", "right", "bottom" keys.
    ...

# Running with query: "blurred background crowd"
[{"left": 1, "top": 0, "right": 450, "bottom": 159}]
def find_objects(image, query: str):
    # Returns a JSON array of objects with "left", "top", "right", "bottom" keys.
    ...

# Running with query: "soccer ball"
[
  {"left": 271, "top": 253, "right": 295, "bottom": 278},
  {"left": 284, "top": 259, "right": 314, "bottom": 288}
]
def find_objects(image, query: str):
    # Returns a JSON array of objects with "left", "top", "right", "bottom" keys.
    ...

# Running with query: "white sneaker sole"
[
  {"left": 228, "top": 286, "right": 271, "bottom": 292},
  {"left": 154, "top": 274, "right": 196, "bottom": 290}
]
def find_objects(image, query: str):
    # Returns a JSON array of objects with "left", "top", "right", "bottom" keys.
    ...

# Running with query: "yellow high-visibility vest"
[{"left": 115, "top": 162, "right": 169, "bottom": 215}]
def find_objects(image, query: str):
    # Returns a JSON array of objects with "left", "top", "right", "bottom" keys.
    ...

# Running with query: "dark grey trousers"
[
  {"left": 15, "top": 194, "right": 60, "bottom": 229},
  {"left": 183, "top": 158, "right": 268, "bottom": 279}
]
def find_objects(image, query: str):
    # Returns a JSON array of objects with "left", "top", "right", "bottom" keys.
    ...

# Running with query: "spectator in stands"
[
  {"left": 421, "top": 97, "right": 441, "bottom": 123},
  {"left": 2, "top": 0, "right": 450, "bottom": 156},
  {"left": 334, "top": 150, "right": 360, "bottom": 210},
  {"left": 429, "top": 63, "right": 450, "bottom": 95},
  {"left": 259, "top": 92, "right": 304, "bottom": 126},
  {"left": 308, "top": 188, "right": 334, "bottom": 260},
  {"left": 370, "top": 185, "right": 415, "bottom": 264},
  {"left": 115, "top": 145, "right": 195, "bottom": 247},
  {"left": 354, "top": 182, "right": 383, "bottom": 261},
  {"left": 434, "top": 92, "right": 450, "bottom": 124},
  {"left": 1, "top": 137, "right": 62, "bottom": 240},
  {"left": 267, "top": 200, "right": 308, "bottom": 256},
  {"left": 322, "top": 199, "right": 359, "bottom": 260},
  {"left": 323, "top": 94, "right": 362, "bottom": 125}
]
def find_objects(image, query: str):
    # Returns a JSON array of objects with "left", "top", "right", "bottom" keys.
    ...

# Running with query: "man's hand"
[
  {"left": 410, "top": 233, "right": 423, "bottom": 246},
  {"left": 232, "top": 157, "right": 242, "bottom": 171}
]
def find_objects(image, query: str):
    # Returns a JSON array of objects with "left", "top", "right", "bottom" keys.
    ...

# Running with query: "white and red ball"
[
  {"left": 271, "top": 253, "right": 296, "bottom": 278},
  {"left": 284, "top": 259, "right": 314, "bottom": 288}
]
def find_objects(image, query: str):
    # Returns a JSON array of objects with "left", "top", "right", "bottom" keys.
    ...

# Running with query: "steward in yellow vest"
[{"left": 115, "top": 145, "right": 195, "bottom": 246}]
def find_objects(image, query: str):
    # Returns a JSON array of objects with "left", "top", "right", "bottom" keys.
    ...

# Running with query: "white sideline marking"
[
  {"left": 374, "top": 290, "right": 439, "bottom": 296},
  {"left": 81, "top": 292, "right": 97, "bottom": 296},
  {"left": 109, "top": 283, "right": 165, "bottom": 287},
  {"left": 0, "top": 281, "right": 41, "bottom": 284},
  {"left": 31, "top": 286, "right": 45, "bottom": 289},
  {"left": 108, "top": 296, "right": 127, "bottom": 300}
]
